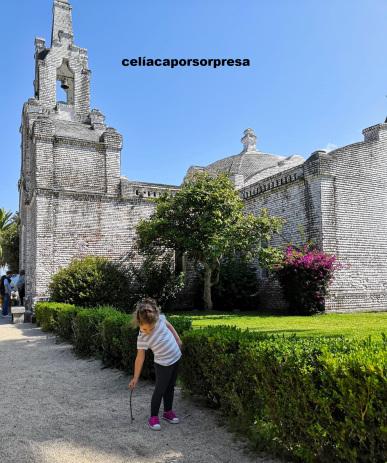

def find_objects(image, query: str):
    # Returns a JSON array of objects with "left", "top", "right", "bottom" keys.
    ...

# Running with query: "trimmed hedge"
[
  {"left": 35, "top": 302, "right": 386, "bottom": 462},
  {"left": 180, "top": 326, "right": 387, "bottom": 463},
  {"left": 55, "top": 305, "right": 79, "bottom": 342},
  {"left": 73, "top": 306, "right": 118, "bottom": 357},
  {"left": 35, "top": 302, "right": 76, "bottom": 332},
  {"left": 34, "top": 302, "right": 192, "bottom": 381}
]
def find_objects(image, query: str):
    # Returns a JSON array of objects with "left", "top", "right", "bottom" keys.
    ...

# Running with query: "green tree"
[
  {"left": 0, "top": 208, "right": 13, "bottom": 231},
  {"left": 137, "top": 172, "right": 284, "bottom": 309},
  {"left": 0, "top": 210, "right": 19, "bottom": 269}
]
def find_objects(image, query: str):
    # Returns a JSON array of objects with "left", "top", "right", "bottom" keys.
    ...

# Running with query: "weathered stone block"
[{"left": 11, "top": 307, "right": 26, "bottom": 324}]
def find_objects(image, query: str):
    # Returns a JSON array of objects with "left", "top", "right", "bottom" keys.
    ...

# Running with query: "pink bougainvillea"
[{"left": 274, "top": 243, "right": 344, "bottom": 314}]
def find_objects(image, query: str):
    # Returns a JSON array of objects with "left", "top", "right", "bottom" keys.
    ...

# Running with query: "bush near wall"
[
  {"left": 49, "top": 256, "right": 132, "bottom": 311},
  {"left": 180, "top": 327, "right": 387, "bottom": 463},
  {"left": 193, "top": 258, "right": 261, "bottom": 311},
  {"left": 123, "top": 251, "right": 186, "bottom": 311},
  {"left": 272, "top": 243, "right": 342, "bottom": 315},
  {"left": 212, "top": 258, "right": 261, "bottom": 311}
]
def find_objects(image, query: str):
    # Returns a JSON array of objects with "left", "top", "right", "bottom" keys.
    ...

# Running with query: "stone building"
[
  {"left": 20, "top": 0, "right": 387, "bottom": 312},
  {"left": 193, "top": 126, "right": 387, "bottom": 312}
]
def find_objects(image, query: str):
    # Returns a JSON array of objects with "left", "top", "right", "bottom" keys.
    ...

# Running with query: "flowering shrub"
[{"left": 273, "top": 243, "right": 342, "bottom": 314}]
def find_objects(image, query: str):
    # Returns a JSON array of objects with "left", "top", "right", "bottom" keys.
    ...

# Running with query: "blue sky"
[{"left": 1, "top": 0, "right": 386, "bottom": 213}]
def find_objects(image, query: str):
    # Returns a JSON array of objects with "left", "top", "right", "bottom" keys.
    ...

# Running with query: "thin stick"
[{"left": 129, "top": 388, "right": 135, "bottom": 422}]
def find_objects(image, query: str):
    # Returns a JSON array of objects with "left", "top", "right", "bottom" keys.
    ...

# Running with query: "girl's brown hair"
[{"left": 132, "top": 297, "right": 160, "bottom": 327}]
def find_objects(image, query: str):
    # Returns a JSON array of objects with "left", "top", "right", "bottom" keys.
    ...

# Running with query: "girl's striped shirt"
[{"left": 137, "top": 314, "right": 181, "bottom": 366}]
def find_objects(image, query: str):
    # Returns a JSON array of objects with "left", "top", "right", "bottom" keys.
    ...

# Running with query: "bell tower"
[
  {"left": 19, "top": 0, "right": 123, "bottom": 307},
  {"left": 33, "top": 0, "right": 91, "bottom": 122}
]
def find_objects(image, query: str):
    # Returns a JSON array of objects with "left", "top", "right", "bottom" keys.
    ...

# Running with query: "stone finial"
[
  {"left": 241, "top": 128, "right": 257, "bottom": 152},
  {"left": 35, "top": 37, "right": 46, "bottom": 51}
]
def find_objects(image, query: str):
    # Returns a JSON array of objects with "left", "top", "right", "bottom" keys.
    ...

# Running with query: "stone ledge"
[{"left": 11, "top": 307, "right": 26, "bottom": 314}]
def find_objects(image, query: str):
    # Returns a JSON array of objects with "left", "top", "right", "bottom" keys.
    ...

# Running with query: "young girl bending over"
[{"left": 128, "top": 298, "right": 182, "bottom": 430}]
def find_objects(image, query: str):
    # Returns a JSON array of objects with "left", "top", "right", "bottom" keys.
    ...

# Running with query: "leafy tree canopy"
[
  {"left": 0, "top": 208, "right": 13, "bottom": 232},
  {"left": 137, "top": 172, "right": 284, "bottom": 309}
]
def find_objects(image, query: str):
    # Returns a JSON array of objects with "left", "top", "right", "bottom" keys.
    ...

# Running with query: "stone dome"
[{"left": 186, "top": 129, "right": 305, "bottom": 188}]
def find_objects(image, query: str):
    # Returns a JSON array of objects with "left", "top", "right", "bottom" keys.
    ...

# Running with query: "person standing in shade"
[
  {"left": 0, "top": 274, "right": 6, "bottom": 311},
  {"left": 2, "top": 271, "right": 13, "bottom": 317}
]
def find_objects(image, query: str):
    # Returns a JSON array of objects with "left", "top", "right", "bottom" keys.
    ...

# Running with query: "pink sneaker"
[
  {"left": 148, "top": 416, "right": 161, "bottom": 430},
  {"left": 162, "top": 410, "right": 180, "bottom": 424}
]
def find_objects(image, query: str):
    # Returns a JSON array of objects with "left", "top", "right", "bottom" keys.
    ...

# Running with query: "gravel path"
[{"left": 0, "top": 319, "right": 280, "bottom": 463}]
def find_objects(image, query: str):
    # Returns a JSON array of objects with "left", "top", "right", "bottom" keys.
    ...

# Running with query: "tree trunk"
[{"left": 203, "top": 263, "right": 213, "bottom": 310}]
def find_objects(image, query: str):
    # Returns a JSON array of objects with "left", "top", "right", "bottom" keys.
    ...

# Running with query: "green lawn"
[{"left": 181, "top": 311, "right": 387, "bottom": 340}]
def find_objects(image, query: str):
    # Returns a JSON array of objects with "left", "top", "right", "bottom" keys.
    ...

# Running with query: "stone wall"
[{"left": 32, "top": 190, "right": 156, "bottom": 298}]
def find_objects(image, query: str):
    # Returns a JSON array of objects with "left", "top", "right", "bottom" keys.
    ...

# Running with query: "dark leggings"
[{"left": 151, "top": 360, "right": 180, "bottom": 416}]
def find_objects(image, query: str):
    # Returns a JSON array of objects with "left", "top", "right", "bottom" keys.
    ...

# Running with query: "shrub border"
[{"left": 35, "top": 302, "right": 386, "bottom": 462}]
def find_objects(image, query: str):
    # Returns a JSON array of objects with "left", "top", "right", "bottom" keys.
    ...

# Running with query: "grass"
[{"left": 177, "top": 311, "right": 387, "bottom": 340}]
